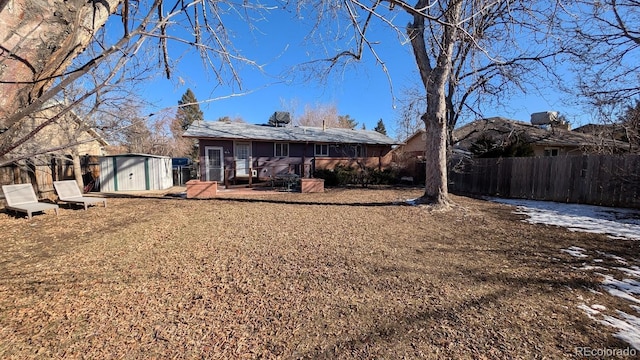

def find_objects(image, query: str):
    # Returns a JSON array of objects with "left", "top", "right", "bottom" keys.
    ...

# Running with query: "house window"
[
  {"left": 353, "top": 145, "right": 363, "bottom": 157},
  {"left": 275, "top": 143, "right": 289, "bottom": 157},
  {"left": 315, "top": 144, "right": 329, "bottom": 156},
  {"left": 544, "top": 148, "right": 559, "bottom": 156}
]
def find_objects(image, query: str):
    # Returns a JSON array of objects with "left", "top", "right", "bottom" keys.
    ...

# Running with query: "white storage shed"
[{"left": 99, "top": 154, "right": 173, "bottom": 192}]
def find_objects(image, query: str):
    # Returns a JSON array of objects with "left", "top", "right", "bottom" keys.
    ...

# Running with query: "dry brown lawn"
[{"left": 0, "top": 188, "right": 637, "bottom": 359}]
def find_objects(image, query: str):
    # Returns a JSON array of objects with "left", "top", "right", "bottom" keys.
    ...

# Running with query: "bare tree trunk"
[
  {"left": 0, "top": 0, "right": 119, "bottom": 122},
  {"left": 71, "top": 154, "right": 85, "bottom": 190},
  {"left": 408, "top": 0, "right": 462, "bottom": 207},
  {"left": 421, "top": 109, "right": 449, "bottom": 205}
]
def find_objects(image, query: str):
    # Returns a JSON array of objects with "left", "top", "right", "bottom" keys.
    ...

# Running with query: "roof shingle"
[{"left": 183, "top": 121, "right": 398, "bottom": 145}]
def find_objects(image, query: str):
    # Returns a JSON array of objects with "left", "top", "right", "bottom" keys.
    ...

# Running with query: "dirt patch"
[{"left": 0, "top": 188, "right": 636, "bottom": 358}]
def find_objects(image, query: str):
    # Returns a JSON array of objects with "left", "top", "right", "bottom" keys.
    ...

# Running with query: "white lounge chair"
[
  {"left": 53, "top": 180, "right": 107, "bottom": 210},
  {"left": 2, "top": 183, "right": 59, "bottom": 219}
]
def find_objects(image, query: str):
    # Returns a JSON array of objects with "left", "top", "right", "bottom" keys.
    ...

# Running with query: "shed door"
[
  {"left": 116, "top": 157, "right": 146, "bottom": 191},
  {"left": 235, "top": 142, "right": 251, "bottom": 176},
  {"left": 205, "top": 146, "right": 224, "bottom": 182}
]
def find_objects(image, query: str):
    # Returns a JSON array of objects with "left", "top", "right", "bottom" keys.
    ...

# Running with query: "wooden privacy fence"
[
  {"left": 448, "top": 154, "right": 640, "bottom": 208},
  {"left": 0, "top": 155, "right": 100, "bottom": 201}
]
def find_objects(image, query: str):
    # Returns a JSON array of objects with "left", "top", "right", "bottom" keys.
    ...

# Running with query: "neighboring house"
[
  {"left": 390, "top": 130, "right": 427, "bottom": 182},
  {"left": 183, "top": 120, "right": 397, "bottom": 182},
  {"left": 1, "top": 100, "right": 109, "bottom": 161},
  {"left": 0, "top": 101, "right": 109, "bottom": 199},
  {"left": 573, "top": 123, "right": 627, "bottom": 140},
  {"left": 574, "top": 123, "right": 638, "bottom": 153},
  {"left": 392, "top": 116, "right": 630, "bottom": 181},
  {"left": 452, "top": 117, "right": 626, "bottom": 157}
]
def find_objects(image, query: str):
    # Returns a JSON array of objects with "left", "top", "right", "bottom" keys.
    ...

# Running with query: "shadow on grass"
[
  {"left": 209, "top": 196, "right": 416, "bottom": 207},
  {"left": 298, "top": 266, "right": 606, "bottom": 358},
  {"left": 94, "top": 191, "right": 422, "bottom": 208}
]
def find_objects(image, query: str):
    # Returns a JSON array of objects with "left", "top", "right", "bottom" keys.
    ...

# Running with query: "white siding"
[
  {"left": 116, "top": 157, "right": 146, "bottom": 191},
  {"left": 99, "top": 155, "right": 173, "bottom": 191},
  {"left": 99, "top": 157, "right": 115, "bottom": 192}
]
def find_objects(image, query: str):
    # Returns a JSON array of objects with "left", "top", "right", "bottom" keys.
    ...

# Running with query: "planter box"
[
  {"left": 300, "top": 178, "right": 324, "bottom": 193},
  {"left": 186, "top": 180, "right": 217, "bottom": 199}
]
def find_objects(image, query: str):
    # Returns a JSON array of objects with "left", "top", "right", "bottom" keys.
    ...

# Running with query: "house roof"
[
  {"left": 401, "top": 129, "right": 426, "bottom": 145},
  {"left": 452, "top": 117, "right": 621, "bottom": 149},
  {"left": 183, "top": 121, "right": 398, "bottom": 145},
  {"left": 573, "top": 123, "right": 628, "bottom": 140},
  {"left": 42, "top": 99, "right": 110, "bottom": 147}
]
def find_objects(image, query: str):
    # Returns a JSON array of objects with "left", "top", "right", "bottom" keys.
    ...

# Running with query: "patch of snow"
[
  {"left": 617, "top": 266, "right": 640, "bottom": 277},
  {"left": 566, "top": 250, "right": 640, "bottom": 349},
  {"left": 578, "top": 265, "right": 607, "bottom": 271},
  {"left": 491, "top": 198, "right": 640, "bottom": 349},
  {"left": 578, "top": 303, "right": 601, "bottom": 318},
  {"left": 561, "top": 246, "right": 588, "bottom": 258},
  {"left": 598, "top": 251, "right": 629, "bottom": 264},
  {"left": 600, "top": 311, "right": 640, "bottom": 350},
  {"left": 600, "top": 274, "right": 640, "bottom": 297},
  {"left": 490, "top": 198, "right": 640, "bottom": 240}
]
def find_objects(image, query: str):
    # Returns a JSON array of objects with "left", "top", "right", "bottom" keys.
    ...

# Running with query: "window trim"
[
  {"left": 544, "top": 147, "right": 559, "bottom": 157},
  {"left": 315, "top": 143, "right": 329, "bottom": 156},
  {"left": 274, "top": 142, "right": 289, "bottom": 157}
]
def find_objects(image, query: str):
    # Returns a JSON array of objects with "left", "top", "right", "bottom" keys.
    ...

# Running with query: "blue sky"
[{"left": 132, "top": 5, "right": 587, "bottom": 140}]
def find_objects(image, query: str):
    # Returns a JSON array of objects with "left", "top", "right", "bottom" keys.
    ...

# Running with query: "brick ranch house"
[{"left": 182, "top": 120, "right": 398, "bottom": 183}]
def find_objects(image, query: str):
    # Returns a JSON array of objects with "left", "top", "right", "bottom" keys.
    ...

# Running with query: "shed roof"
[
  {"left": 101, "top": 153, "right": 171, "bottom": 159},
  {"left": 183, "top": 121, "right": 398, "bottom": 145}
]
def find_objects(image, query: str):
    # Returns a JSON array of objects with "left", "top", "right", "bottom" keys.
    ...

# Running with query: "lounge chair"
[
  {"left": 53, "top": 180, "right": 107, "bottom": 210},
  {"left": 2, "top": 183, "right": 59, "bottom": 219}
]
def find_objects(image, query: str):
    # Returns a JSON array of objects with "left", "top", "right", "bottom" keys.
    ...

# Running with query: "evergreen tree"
[
  {"left": 176, "top": 89, "right": 204, "bottom": 130},
  {"left": 172, "top": 89, "right": 203, "bottom": 161},
  {"left": 374, "top": 119, "right": 387, "bottom": 135}
]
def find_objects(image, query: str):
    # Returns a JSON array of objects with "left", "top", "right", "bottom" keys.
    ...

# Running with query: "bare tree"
[
  {"left": 396, "top": 1, "right": 563, "bottom": 143},
  {"left": 0, "top": 0, "right": 267, "bottom": 165},
  {"left": 294, "top": 103, "right": 359, "bottom": 129},
  {"left": 295, "top": 103, "right": 337, "bottom": 127},
  {"left": 394, "top": 85, "right": 426, "bottom": 142},
  {"left": 445, "top": 3, "right": 564, "bottom": 133},
  {"left": 621, "top": 101, "right": 640, "bottom": 153},
  {"left": 581, "top": 100, "right": 640, "bottom": 154},
  {"left": 301, "top": 0, "right": 563, "bottom": 206},
  {"left": 569, "top": 0, "right": 640, "bottom": 106}
]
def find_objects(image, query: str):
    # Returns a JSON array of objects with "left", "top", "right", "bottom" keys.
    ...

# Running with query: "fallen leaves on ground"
[{"left": 0, "top": 188, "right": 636, "bottom": 359}]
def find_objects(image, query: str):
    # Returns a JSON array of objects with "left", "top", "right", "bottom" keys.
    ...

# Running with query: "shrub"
[
  {"left": 314, "top": 166, "right": 398, "bottom": 187},
  {"left": 313, "top": 168, "right": 339, "bottom": 186}
]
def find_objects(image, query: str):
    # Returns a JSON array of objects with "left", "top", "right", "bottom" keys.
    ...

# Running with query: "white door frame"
[
  {"left": 204, "top": 146, "right": 224, "bottom": 181},
  {"left": 234, "top": 141, "right": 252, "bottom": 176}
]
